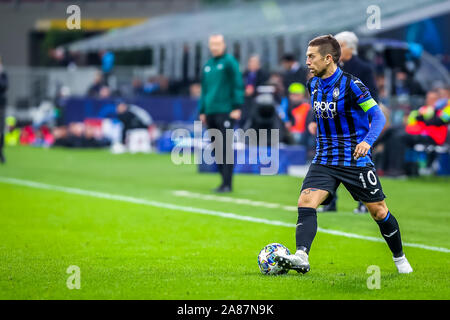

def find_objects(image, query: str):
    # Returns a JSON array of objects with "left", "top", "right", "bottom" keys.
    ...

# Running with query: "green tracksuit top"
[{"left": 199, "top": 53, "right": 244, "bottom": 115}]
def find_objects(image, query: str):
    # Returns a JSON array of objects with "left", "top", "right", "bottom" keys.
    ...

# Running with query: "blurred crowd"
[{"left": 1, "top": 32, "right": 450, "bottom": 177}]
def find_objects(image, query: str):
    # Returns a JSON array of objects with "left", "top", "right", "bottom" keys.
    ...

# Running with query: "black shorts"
[{"left": 301, "top": 163, "right": 386, "bottom": 205}]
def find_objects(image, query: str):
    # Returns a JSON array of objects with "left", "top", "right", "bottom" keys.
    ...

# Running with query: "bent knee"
[
  {"left": 298, "top": 198, "right": 315, "bottom": 208},
  {"left": 298, "top": 188, "right": 327, "bottom": 208},
  {"left": 365, "top": 201, "right": 388, "bottom": 220}
]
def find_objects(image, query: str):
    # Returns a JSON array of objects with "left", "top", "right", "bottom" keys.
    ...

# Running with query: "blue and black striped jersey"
[{"left": 307, "top": 67, "right": 378, "bottom": 167}]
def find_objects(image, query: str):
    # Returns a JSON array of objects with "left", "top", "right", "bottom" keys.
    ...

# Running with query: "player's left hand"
[{"left": 353, "top": 141, "right": 371, "bottom": 160}]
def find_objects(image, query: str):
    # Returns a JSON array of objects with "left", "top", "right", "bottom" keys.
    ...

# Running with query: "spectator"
[
  {"left": 53, "top": 122, "right": 109, "bottom": 148},
  {"left": 100, "top": 50, "right": 115, "bottom": 83},
  {"left": 116, "top": 102, "right": 152, "bottom": 145},
  {"left": 189, "top": 82, "right": 201, "bottom": 98},
  {"left": 280, "top": 53, "right": 308, "bottom": 90},
  {"left": 285, "top": 83, "right": 313, "bottom": 146},
  {"left": 49, "top": 47, "right": 76, "bottom": 68},
  {"left": 375, "top": 89, "right": 447, "bottom": 177},
  {"left": 157, "top": 76, "right": 170, "bottom": 95},
  {"left": 434, "top": 84, "right": 450, "bottom": 110},
  {"left": 392, "top": 70, "right": 425, "bottom": 98},
  {"left": 405, "top": 90, "right": 447, "bottom": 146},
  {"left": 4, "top": 116, "right": 20, "bottom": 147},
  {"left": 243, "top": 55, "right": 269, "bottom": 97},
  {"left": 436, "top": 85, "right": 450, "bottom": 100},
  {"left": 266, "top": 72, "right": 286, "bottom": 103},
  {"left": 335, "top": 31, "right": 379, "bottom": 101},
  {"left": 0, "top": 56, "right": 7, "bottom": 164},
  {"left": 86, "top": 71, "right": 106, "bottom": 97},
  {"left": 99, "top": 85, "right": 112, "bottom": 99},
  {"left": 54, "top": 84, "right": 71, "bottom": 127},
  {"left": 375, "top": 73, "right": 388, "bottom": 105},
  {"left": 242, "top": 54, "right": 269, "bottom": 127},
  {"left": 142, "top": 75, "right": 171, "bottom": 96},
  {"left": 143, "top": 76, "right": 161, "bottom": 95},
  {"left": 132, "top": 78, "right": 145, "bottom": 96}
]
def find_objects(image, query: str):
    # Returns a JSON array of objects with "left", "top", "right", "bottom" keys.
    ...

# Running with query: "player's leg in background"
[
  {"left": 221, "top": 114, "right": 234, "bottom": 190},
  {"left": 0, "top": 133, "right": 4, "bottom": 163},
  {"left": 364, "top": 200, "right": 413, "bottom": 273},
  {"left": 296, "top": 188, "right": 330, "bottom": 254},
  {"left": 207, "top": 114, "right": 228, "bottom": 192},
  {"left": 318, "top": 192, "right": 337, "bottom": 212},
  {"left": 0, "top": 106, "right": 5, "bottom": 163}
]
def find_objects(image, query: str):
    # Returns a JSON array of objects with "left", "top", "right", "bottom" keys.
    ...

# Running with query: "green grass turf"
[{"left": 0, "top": 146, "right": 449, "bottom": 299}]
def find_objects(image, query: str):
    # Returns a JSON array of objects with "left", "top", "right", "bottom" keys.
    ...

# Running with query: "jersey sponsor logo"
[
  {"left": 313, "top": 101, "right": 337, "bottom": 119},
  {"left": 311, "top": 89, "right": 318, "bottom": 95}
]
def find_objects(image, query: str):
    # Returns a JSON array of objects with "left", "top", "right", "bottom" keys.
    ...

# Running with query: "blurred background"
[{"left": 0, "top": 0, "right": 449, "bottom": 177}]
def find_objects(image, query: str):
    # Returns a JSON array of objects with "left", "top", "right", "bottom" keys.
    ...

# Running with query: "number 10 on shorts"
[{"left": 359, "top": 170, "right": 377, "bottom": 189}]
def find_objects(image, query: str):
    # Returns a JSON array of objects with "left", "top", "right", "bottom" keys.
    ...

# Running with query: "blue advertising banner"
[{"left": 62, "top": 96, "right": 199, "bottom": 124}]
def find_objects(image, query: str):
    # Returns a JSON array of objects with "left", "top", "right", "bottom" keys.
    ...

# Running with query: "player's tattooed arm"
[{"left": 301, "top": 188, "right": 319, "bottom": 195}]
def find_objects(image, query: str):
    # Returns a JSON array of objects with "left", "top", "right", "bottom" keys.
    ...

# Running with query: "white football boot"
[
  {"left": 275, "top": 250, "right": 310, "bottom": 274},
  {"left": 393, "top": 255, "right": 413, "bottom": 274}
]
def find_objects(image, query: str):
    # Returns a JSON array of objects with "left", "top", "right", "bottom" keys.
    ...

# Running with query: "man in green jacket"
[{"left": 199, "top": 34, "right": 244, "bottom": 193}]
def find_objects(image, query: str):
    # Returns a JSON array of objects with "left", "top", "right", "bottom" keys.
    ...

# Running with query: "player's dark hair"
[{"left": 308, "top": 34, "right": 341, "bottom": 64}]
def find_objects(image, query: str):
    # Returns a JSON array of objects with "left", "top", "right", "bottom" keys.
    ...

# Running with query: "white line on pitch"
[
  {"left": 173, "top": 190, "right": 298, "bottom": 211},
  {"left": 1, "top": 176, "right": 449, "bottom": 254}
]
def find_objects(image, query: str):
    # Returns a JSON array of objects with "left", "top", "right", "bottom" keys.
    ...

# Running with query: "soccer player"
[{"left": 275, "top": 35, "right": 413, "bottom": 274}]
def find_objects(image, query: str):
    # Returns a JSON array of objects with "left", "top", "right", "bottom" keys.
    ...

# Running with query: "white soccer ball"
[{"left": 257, "top": 243, "right": 291, "bottom": 275}]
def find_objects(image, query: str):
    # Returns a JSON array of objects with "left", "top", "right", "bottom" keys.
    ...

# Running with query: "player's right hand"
[
  {"left": 353, "top": 141, "right": 371, "bottom": 160},
  {"left": 199, "top": 114, "right": 206, "bottom": 124}
]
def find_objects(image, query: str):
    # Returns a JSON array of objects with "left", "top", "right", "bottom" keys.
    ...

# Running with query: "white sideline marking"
[
  {"left": 1, "top": 176, "right": 449, "bottom": 254},
  {"left": 173, "top": 190, "right": 298, "bottom": 212}
]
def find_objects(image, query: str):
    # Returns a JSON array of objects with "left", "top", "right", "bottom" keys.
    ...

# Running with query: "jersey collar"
[{"left": 319, "top": 67, "right": 343, "bottom": 90}]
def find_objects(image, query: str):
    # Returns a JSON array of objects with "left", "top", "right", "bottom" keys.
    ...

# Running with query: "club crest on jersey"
[
  {"left": 333, "top": 87, "right": 340, "bottom": 99},
  {"left": 313, "top": 101, "right": 337, "bottom": 119}
]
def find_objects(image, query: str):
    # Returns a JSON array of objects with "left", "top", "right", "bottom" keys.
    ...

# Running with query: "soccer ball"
[{"left": 257, "top": 243, "right": 291, "bottom": 275}]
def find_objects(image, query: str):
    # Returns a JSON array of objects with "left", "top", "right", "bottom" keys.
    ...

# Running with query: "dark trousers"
[
  {"left": 0, "top": 105, "right": 5, "bottom": 156},
  {"left": 206, "top": 113, "right": 234, "bottom": 188}
]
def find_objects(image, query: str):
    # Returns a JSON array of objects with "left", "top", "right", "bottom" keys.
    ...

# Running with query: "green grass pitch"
[{"left": 0, "top": 146, "right": 449, "bottom": 299}]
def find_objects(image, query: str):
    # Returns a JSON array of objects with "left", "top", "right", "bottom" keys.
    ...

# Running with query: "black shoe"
[
  {"left": 213, "top": 185, "right": 232, "bottom": 193},
  {"left": 317, "top": 204, "right": 337, "bottom": 213},
  {"left": 0, "top": 153, "right": 5, "bottom": 164}
]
